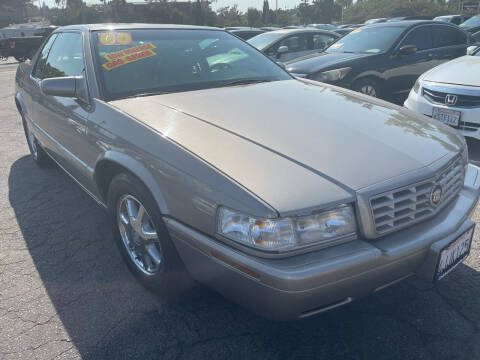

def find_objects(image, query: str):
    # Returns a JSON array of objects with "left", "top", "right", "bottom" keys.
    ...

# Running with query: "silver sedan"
[{"left": 15, "top": 24, "right": 479, "bottom": 320}]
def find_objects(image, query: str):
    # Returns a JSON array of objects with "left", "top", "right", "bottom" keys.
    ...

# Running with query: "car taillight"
[{"left": 9, "top": 41, "right": 15, "bottom": 49}]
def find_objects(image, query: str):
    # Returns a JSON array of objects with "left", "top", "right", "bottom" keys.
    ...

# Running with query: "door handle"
[{"left": 428, "top": 53, "right": 434, "bottom": 57}]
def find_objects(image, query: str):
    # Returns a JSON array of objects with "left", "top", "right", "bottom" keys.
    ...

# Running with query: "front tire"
[
  {"left": 354, "top": 78, "right": 381, "bottom": 98},
  {"left": 21, "top": 115, "right": 51, "bottom": 167},
  {"left": 107, "top": 173, "right": 186, "bottom": 295}
]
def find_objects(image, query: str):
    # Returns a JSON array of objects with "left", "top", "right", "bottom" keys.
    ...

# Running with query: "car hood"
[
  {"left": 423, "top": 55, "right": 480, "bottom": 87},
  {"left": 111, "top": 79, "right": 462, "bottom": 212},
  {"left": 286, "top": 51, "right": 375, "bottom": 74}
]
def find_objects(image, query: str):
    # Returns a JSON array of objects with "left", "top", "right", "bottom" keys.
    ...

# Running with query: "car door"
[
  {"left": 431, "top": 24, "right": 469, "bottom": 63},
  {"left": 31, "top": 31, "right": 92, "bottom": 185},
  {"left": 387, "top": 25, "right": 437, "bottom": 96}
]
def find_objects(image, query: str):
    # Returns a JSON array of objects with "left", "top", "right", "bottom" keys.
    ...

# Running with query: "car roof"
[
  {"left": 363, "top": 20, "right": 448, "bottom": 29},
  {"left": 230, "top": 28, "right": 264, "bottom": 32},
  {"left": 56, "top": 23, "right": 221, "bottom": 32},
  {"left": 265, "top": 28, "right": 337, "bottom": 35}
]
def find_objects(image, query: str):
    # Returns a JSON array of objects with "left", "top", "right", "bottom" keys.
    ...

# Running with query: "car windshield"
[
  {"left": 326, "top": 26, "right": 404, "bottom": 54},
  {"left": 92, "top": 29, "right": 291, "bottom": 101},
  {"left": 247, "top": 32, "right": 285, "bottom": 50},
  {"left": 460, "top": 15, "right": 480, "bottom": 27}
]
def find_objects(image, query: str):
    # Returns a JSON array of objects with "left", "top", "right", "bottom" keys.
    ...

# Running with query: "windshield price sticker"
[
  {"left": 104, "top": 43, "right": 156, "bottom": 61},
  {"left": 351, "top": 29, "right": 362, "bottom": 34},
  {"left": 103, "top": 43, "right": 157, "bottom": 70},
  {"left": 103, "top": 49, "right": 156, "bottom": 70},
  {"left": 99, "top": 32, "right": 133, "bottom": 46}
]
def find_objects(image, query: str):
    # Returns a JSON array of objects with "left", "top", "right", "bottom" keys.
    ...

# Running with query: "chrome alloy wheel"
[
  {"left": 360, "top": 84, "right": 377, "bottom": 97},
  {"left": 117, "top": 195, "right": 163, "bottom": 275}
]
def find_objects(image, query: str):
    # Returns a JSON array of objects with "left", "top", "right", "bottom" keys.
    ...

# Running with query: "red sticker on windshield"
[
  {"left": 98, "top": 32, "right": 133, "bottom": 46},
  {"left": 103, "top": 48, "right": 156, "bottom": 70},
  {"left": 104, "top": 43, "right": 156, "bottom": 61}
]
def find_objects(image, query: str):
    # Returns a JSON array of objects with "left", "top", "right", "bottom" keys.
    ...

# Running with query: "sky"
[{"left": 41, "top": 0, "right": 304, "bottom": 12}]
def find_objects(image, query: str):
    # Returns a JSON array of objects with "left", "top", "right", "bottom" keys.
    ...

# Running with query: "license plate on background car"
[
  {"left": 436, "top": 226, "right": 474, "bottom": 281},
  {"left": 432, "top": 107, "right": 461, "bottom": 127}
]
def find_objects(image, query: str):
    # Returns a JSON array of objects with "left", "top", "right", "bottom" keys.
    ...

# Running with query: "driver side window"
[
  {"left": 34, "top": 32, "right": 84, "bottom": 80},
  {"left": 268, "top": 33, "right": 310, "bottom": 56},
  {"left": 401, "top": 26, "right": 433, "bottom": 51},
  {"left": 32, "top": 34, "right": 57, "bottom": 79}
]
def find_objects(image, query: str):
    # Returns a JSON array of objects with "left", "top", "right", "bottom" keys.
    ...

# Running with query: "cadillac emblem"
[{"left": 430, "top": 185, "right": 443, "bottom": 207}]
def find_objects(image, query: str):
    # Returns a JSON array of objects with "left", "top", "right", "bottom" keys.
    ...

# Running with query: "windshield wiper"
[
  {"left": 118, "top": 91, "right": 169, "bottom": 100},
  {"left": 218, "top": 79, "right": 273, "bottom": 88}
]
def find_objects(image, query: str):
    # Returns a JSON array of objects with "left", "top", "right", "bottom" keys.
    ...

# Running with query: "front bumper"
[
  {"left": 166, "top": 164, "right": 480, "bottom": 320},
  {"left": 404, "top": 89, "right": 480, "bottom": 141}
]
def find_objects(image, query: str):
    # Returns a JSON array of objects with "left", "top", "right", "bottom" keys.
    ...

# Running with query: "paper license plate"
[{"left": 436, "top": 226, "right": 474, "bottom": 281}]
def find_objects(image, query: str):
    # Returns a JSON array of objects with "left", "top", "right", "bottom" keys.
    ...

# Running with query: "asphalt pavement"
[{"left": 1, "top": 60, "right": 480, "bottom": 360}]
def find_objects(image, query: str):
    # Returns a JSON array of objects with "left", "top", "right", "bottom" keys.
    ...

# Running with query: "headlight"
[
  {"left": 217, "top": 205, "right": 356, "bottom": 252},
  {"left": 413, "top": 78, "right": 421, "bottom": 94},
  {"left": 312, "top": 67, "right": 351, "bottom": 82}
]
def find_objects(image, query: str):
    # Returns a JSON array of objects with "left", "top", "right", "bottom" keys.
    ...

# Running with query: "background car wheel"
[
  {"left": 21, "top": 115, "right": 51, "bottom": 167},
  {"left": 14, "top": 55, "right": 26, "bottom": 62},
  {"left": 108, "top": 172, "right": 188, "bottom": 296},
  {"left": 354, "top": 78, "right": 381, "bottom": 98}
]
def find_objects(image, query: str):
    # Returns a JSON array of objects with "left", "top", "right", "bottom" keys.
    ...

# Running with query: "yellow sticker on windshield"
[
  {"left": 351, "top": 28, "right": 362, "bottom": 34},
  {"left": 116, "top": 32, "right": 133, "bottom": 45},
  {"left": 98, "top": 32, "right": 133, "bottom": 46},
  {"left": 330, "top": 42, "right": 344, "bottom": 49},
  {"left": 103, "top": 48, "right": 156, "bottom": 70}
]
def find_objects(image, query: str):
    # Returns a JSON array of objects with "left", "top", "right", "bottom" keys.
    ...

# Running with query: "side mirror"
[
  {"left": 40, "top": 76, "right": 89, "bottom": 104},
  {"left": 276, "top": 45, "right": 288, "bottom": 59},
  {"left": 467, "top": 45, "right": 479, "bottom": 55},
  {"left": 396, "top": 45, "right": 418, "bottom": 57}
]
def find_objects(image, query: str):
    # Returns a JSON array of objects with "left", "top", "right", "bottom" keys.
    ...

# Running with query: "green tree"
[
  {"left": 216, "top": 5, "right": 245, "bottom": 27},
  {"left": 247, "top": 7, "right": 262, "bottom": 27},
  {"left": 297, "top": 0, "right": 311, "bottom": 25},
  {"left": 262, "top": 0, "right": 270, "bottom": 24}
]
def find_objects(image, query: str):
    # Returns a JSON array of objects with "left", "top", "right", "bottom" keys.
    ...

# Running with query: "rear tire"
[
  {"left": 354, "top": 78, "right": 381, "bottom": 98},
  {"left": 107, "top": 172, "right": 188, "bottom": 296},
  {"left": 21, "top": 115, "right": 51, "bottom": 167}
]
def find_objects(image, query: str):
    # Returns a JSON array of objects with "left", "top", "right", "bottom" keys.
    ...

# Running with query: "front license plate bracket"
[{"left": 435, "top": 225, "right": 474, "bottom": 282}]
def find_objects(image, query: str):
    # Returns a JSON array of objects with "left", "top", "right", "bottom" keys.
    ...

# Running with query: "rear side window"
[
  {"left": 32, "top": 34, "right": 57, "bottom": 78},
  {"left": 36, "top": 32, "right": 84, "bottom": 80},
  {"left": 433, "top": 26, "right": 467, "bottom": 47},
  {"left": 451, "top": 16, "right": 462, "bottom": 25},
  {"left": 401, "top": 26, "right": 433, "bottom": 51}
]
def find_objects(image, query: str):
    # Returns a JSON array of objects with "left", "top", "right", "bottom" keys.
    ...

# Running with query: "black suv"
[{"left": 286, "top": 21, "right": 470, "bottom": 102}]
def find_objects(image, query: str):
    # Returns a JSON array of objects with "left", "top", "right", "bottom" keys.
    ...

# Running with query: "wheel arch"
[
  {"left": 351, "top": 72, "right": 384, "bottom": 89},
  {"left": 15, "top": 93, "right": 25, "bottom": 115},
  {"left": 94, "top": 151, "right": 169, "bottom": 214}
]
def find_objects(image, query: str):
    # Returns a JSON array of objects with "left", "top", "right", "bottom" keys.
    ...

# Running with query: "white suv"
[{"left": 405, "top": 45, "right": 480, "bottom": 141}]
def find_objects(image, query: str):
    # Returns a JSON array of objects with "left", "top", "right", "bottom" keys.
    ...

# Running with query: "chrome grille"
[
  {"left": 423, "top": 88, "right": 480, "bottom": 108},
  {"left": 370, "top": 156, "right": 465, "bottom": 235}
]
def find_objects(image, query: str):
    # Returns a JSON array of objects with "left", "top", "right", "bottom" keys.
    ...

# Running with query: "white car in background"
[{"left": 405, "top": 45, "right": 480, "bottom": 142}]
